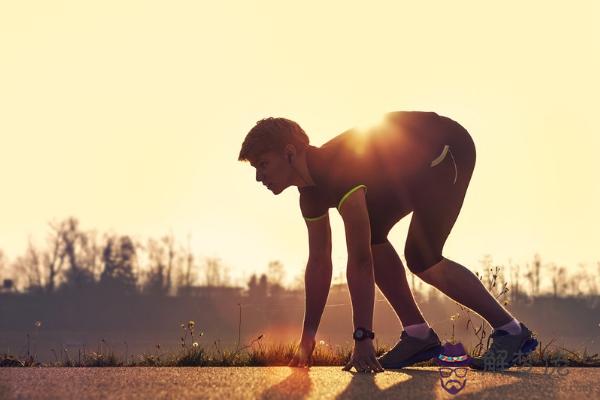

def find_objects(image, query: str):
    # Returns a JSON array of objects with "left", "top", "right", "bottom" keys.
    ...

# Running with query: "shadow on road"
[
  {"left": 257, "top": 367, "right": 564, "bottom": 399},
  {"left": 259, "top": 368, "right": 312, "bottom": 400},
  {"left": 335, "top": 368, "right": 439, "bottom": 399},
  {"left": 458, "top": 369, "right": 561, "bottom": 399}
]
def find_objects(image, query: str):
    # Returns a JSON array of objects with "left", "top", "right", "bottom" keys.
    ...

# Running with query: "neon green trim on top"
[
  {"left": 337, "top": 184, "right": 367, "bottom": 211},
  {"left": 304, "top": 212, "right": 328, "bottom": 222}
]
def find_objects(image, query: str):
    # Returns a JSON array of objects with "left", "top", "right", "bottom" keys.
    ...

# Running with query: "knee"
[{"left": 404, "top": 248, "right": 444, "bottom": 282}]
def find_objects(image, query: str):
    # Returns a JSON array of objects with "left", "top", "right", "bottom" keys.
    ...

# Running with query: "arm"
[
  {"left": 289, "top": 213, "right": 332, "bottom": 367},
  {"left": 301, "top": 213, "right": 333, "bottom": 338},
  {"left": 338, "top": 186, "right": 374, "bottom": 332},
  {"left": 338, "top": 185, "right": 383, "bottom": 373},
  {"left": 302, "top": 251, "right": 333, "bottom": 338}
]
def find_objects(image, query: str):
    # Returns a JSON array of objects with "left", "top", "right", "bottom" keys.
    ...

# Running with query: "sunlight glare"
[{"left": 354, "top": 113, "right": 386, "bottom": 135}]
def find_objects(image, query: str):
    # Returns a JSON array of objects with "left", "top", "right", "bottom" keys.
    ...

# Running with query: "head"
[{"left": 238, "top": 117, "right": 310, "bottom": 194}]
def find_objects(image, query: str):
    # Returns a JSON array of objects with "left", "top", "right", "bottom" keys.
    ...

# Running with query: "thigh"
[{"left": 405, "top": 131, "right": 476, "bottom": 272}]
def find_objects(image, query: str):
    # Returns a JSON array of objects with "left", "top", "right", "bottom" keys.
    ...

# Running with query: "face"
[
  {"left": 438, "top": 367, "right": 468, "bottom": 395},
  {"left": 250, "top": 150, "right": 293, "bottom": 195}
]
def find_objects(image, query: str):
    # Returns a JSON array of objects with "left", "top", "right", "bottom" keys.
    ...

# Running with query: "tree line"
[{"left": 0, "top": 217, "right": 289, "bottom": 297}]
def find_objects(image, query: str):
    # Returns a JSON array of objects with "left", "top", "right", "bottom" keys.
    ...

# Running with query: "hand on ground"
[
  {"left": 342, "top": 340, "right": 384, "bottom": 373},
  {"left": 288, "top": 336, "right": 316, "bottom": 368}
]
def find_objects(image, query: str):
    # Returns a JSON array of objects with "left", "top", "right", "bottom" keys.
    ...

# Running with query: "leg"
[
  {"left": 405, "top": 128, "right": 515, "bottom": 328},
  {"left": 371, "top": 239, "right": 426, "bottom": 326},
  {"left": 417, "top": 257, "right": 514, "bottom": 327}
]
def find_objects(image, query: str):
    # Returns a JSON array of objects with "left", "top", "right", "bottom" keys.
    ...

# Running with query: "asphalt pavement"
[{"left": 0, "top": 366, "right": 598, "bottom": 399}]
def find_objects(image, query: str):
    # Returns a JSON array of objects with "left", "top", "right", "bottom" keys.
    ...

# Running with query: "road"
[{"left": 0, "top": 366, "right": 598, "bottom": 399}]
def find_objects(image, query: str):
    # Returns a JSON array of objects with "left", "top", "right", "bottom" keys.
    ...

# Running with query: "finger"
[
  {"left": 342, "top": 360, "right": 353, "bottom": 371},
  {"left": 362, "top": 359, "right": 375, "bottom": 374},
  {"left": 288, "top": 355, "right": 299, "bottom": 367},
  {"left": 300, "top": 351, "right": 309, "bottom": 367},
  {"left": 370, "top": 355, "right": 384, "bottom": 372},
  {"left": 357, "top": 360, "right": 370, "bottom": 373},
  {"left": 366, "top": 356, "right": 381, "bottom": 373}
]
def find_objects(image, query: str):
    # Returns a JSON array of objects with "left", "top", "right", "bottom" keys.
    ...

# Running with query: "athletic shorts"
[{"left": 402, "top": 116, "right": 477, "bottom": 273}]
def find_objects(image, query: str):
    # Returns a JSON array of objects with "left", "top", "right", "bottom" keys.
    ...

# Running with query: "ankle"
[
  {"left": 404, "top": 322, "right": 431, "bottom": 339},
  {"left": 493, "top": 318, "right": 522, "bottom": 335}
]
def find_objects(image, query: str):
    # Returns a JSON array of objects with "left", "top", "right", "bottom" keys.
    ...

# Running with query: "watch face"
[{"left": 355, "top": 330, "right": 364, "bottom": 339}]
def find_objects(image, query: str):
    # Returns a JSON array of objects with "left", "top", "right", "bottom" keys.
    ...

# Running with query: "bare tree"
[
  {"left": 524, "top": 253, "right": 542, "bottom": 296},
  {"left": 99, "top": 235, "right": 138, "bottom": 294},
  {"left": 11, "top": 239, "right": 43, "bottom": 292},
  {"left": 551, "top": 264, "right": 567, "bottom": 298},
  {"left": 0, "top": 250, "right": 12, "bottom": 293},
  {"left": 267, "top": 260, "right": 285, "bottom": 296},
  {"left": 175, "top": 234, "right": 197, "bottom": 293},
  {"left": 60, "top": 217, "right": 96, "bottom": 290},
  {"left": 142, "top": 233, "right": 179, "bottom": 295},
  {"left": 204, "top": 257, "right": 230, "bottom": 287},
  {"left": 508, "top": 259, "right": 522, "bottom": 301}
]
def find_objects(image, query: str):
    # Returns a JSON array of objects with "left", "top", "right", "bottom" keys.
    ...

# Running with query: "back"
[{"left": 298, "top": 110, "right": 457, "bottom": 220}]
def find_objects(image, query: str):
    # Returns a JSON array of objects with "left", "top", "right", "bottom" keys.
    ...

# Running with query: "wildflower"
[
  {"left": 180, "top": 323, "right": 185, "bottom": 329},
  {"left": 188, "top": 320, "right": 195, "bottom": 329},
  {"left": 193, "top": 342, "right": 199, "bottom": 348},
  {"left": 319, "top": 340, "right": 325, "bottom": 345},
  {"left": 504, "top": 300, "right": 509, "bottom": 306},
  {"left": 34, "top": 321, "right": 42, "bottom": 328}
]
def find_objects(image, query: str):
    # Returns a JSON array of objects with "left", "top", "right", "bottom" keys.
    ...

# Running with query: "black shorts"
[{"left": 402, "top": 116, "right": 477, "bottom": 273}]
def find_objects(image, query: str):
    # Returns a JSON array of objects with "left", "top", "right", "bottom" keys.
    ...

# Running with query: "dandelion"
[
  {"left": 34, "top": 321, "right": 42, "bottom": 328},
  {"left": 193, "top": 342, "right": 199, "bottom": 348},
  {"left": 188, "top": 320, "right": 195, "bottom": 329}
]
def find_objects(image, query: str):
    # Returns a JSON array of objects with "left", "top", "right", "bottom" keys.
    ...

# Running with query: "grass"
[
  {"left": 2, "top": 338, "right": 599, "bottom": 368},
  {"left": 2, "top": 266, "right": 599, "bottom": 368}
]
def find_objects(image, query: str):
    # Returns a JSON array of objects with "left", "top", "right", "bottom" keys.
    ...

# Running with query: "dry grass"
[{"left": 2, "top": 265, "right": 599, "bottom": 368}]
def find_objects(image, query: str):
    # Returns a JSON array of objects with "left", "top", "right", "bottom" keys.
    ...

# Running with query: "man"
[{"left": 237, "top": 111, "right": 537, "bottom": 373}]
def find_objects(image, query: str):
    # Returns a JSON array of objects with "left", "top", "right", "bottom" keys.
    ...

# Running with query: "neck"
[{"left": 294, "top": 146, "right": 316, "bottom": 188}]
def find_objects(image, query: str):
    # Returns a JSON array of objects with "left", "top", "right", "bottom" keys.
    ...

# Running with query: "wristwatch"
[{"left": 353, "top": 327, "right": 375, "bottom": 341}]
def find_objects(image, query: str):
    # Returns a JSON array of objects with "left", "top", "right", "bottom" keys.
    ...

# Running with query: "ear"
[{"left": 284, "top": 144, "right": 297, "bottom": 164}]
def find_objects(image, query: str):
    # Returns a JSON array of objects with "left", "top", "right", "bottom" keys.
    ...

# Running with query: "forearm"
[
  {"left": 346, "top": 259, "right": 375, "bottom": 330},
  {"left": 302, "top": 257, "right": 333, "bottom": 337}
]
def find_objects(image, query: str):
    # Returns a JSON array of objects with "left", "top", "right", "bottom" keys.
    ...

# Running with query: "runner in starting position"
[{"left": 237, "top": 111, "right": 538, "bottom": 373}]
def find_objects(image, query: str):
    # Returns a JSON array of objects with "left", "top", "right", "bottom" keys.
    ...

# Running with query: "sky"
[{"left": 1, "top": 1, "right": 599, "bottom": 288}]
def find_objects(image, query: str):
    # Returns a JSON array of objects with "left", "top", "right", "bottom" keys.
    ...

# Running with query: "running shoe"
[
  {"left": 470, "top": 322, "right": 539, "bottom": 371},
  {"left": 377, "top": 328, "right": 443, "bottom": 369}
]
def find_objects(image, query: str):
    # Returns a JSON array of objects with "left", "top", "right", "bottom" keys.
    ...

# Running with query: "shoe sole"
[{"left": 381, "top": 344, "right": 443, "bottom": 369}]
